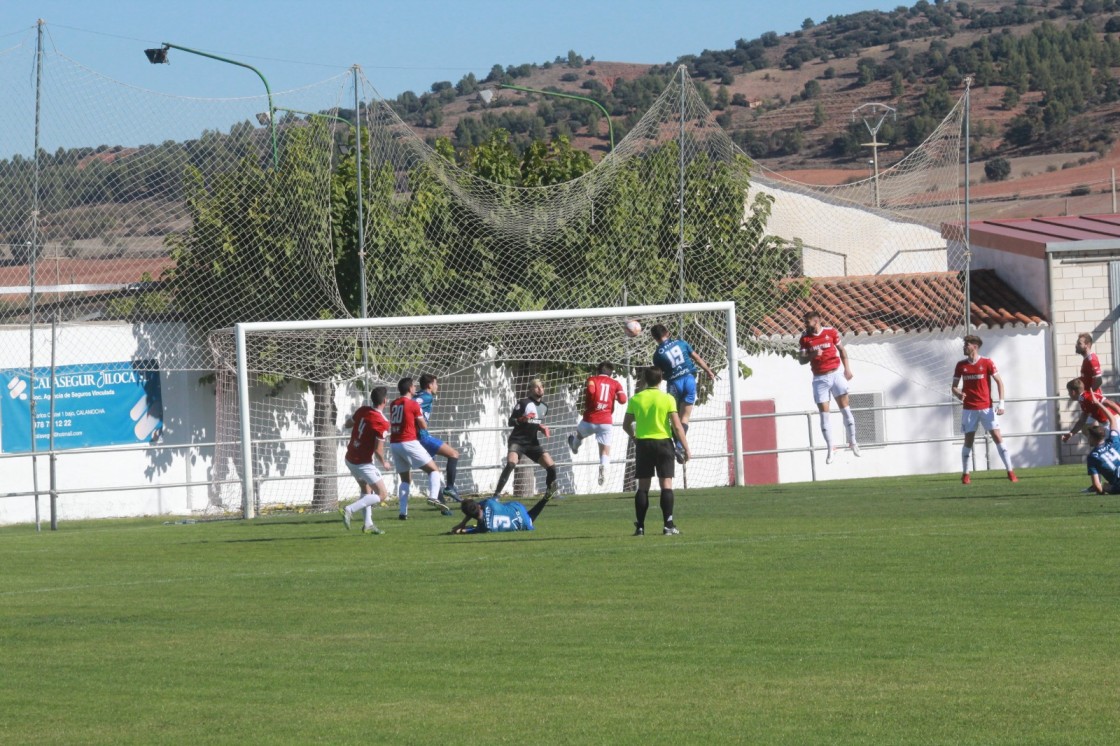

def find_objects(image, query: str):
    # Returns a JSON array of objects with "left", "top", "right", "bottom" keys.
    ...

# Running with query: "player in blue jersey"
[
  {"left": 415, "top": 374, "right": 461, "bottom": 504},
  {"left": 448, "top": 493, "right": 554, "bottom": 534},
  {"left": 1085, "top": 416, "right": 1120, "bottom": 494},
  {"left": 650, "top": 323, "right": 715, "bottom": 463}
]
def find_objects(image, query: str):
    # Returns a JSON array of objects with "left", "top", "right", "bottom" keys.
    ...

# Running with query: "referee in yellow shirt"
[{"left": 623, "top": 366, "right": 691, "bottom": 536}]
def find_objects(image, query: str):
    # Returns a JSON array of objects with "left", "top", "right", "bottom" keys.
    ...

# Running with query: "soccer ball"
[{"left": 624, "top": 319, "right": 642, "bottom": 338}]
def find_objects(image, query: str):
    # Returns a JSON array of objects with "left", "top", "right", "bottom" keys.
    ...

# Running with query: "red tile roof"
[{"left": 752, "top": 270, "right": 1047, "bottom": 339}]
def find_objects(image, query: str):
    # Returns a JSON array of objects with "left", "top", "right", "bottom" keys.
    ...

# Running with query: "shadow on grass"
[
  {"left": 215, "top": 536, "right": 339, "bottom": 544},
  {"left": 437, "top": 533, "right": 599, "bottom": 543}
]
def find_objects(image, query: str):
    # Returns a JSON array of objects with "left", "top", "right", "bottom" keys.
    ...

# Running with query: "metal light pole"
[
  {"left": 144, "top": 42, "right": 278, "bottom": 170},
  {"left": 498, "top": 84, "right": 614, "bottom": 152}
]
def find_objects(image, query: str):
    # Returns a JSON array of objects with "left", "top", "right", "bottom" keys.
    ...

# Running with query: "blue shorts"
[
  {"left": 418, "top": 432, "right": 444, "bottom": 456},
  {"left": 667, "top": 375, "right": 697, "bottom": 406}
]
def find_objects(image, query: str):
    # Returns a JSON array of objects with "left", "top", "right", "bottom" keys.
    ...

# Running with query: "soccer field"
[{"left": 2, "top": 466, "right": 1118, "bottom": 744}]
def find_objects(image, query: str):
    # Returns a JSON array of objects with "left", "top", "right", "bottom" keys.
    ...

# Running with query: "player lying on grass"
[
  {"left": 447, "top": 494, "right": 554, "bottom": 534},
  {"left": 1084, "top": 415, "right": 1120, "bottom": 495}
]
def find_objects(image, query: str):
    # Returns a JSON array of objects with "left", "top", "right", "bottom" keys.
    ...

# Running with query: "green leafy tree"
[
  {"left": 167, "top": 122, "right": 346, "bottom": 510},
  {"left": 984, "top": 156, "right": 1011, "bottom": 181}
]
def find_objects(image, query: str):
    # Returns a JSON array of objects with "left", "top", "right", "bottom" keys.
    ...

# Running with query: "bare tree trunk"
[
  {"left": 513, "top": 461, "right": 536, "bottom": 498},
  {"left": 311, "top": 380, "right": 338, "bottom": 511}
]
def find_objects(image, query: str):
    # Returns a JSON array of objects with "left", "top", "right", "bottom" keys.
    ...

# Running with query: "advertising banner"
[{"left": 0, "top": 360, "right": 163, "bottom": 453}]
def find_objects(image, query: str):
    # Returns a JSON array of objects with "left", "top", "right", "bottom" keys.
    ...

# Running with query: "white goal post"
[{"left": 232, "top": 301, "right": 744, "bottom": 519}]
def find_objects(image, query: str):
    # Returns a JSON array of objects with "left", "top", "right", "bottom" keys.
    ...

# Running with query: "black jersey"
[{"left": 508, "top": 396, "right": 545, "bottom": 445}]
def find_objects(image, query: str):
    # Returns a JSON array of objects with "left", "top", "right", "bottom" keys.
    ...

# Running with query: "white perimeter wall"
[
  {"left": 744, "top": 326, "right": 1056, "bottom": 483},
  {"left": 0, "top": 322, "right": 215, "bottom": 525},
  {"left": 0, "top": 321, "right": 1057, "bottom": 525}
]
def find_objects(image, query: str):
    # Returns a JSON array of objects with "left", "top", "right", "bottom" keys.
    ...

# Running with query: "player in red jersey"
[
  {"left": 339, "top": 386, "right": 391, "bottom": 534},
  {"left": 798, "top": 310, "right": 859, "bottom": 465},
  {"left": 1075, "top": 332, "right": 1120, "bottom": 417},
  {"left": 567, "top": 361, "right": 628, "bottom": 486},
  {"left": 1062, "top": 377, "right": 1119, "bottom": 443},
  {"left": 1077, "top": 332, "right": 1104, "bottom": 393},
  {"left": 389, "top": 377, "right": 446, "bottom": 519},
  {"left": 951, "top": 335, "right": 1016, "bottom": 484}
]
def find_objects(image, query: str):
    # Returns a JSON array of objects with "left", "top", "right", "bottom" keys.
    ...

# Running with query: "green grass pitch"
[{"left": 2, "top": 465, "right": 1118, "bottom": 744}]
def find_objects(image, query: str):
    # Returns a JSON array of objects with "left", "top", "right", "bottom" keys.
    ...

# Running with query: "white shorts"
[
  {"left": 346, "top": 459, "right": 384, "bottom": 486},
  {"left": 390, "top": 440, "right": 433, "bottom": 472},
  {"left": 961, "top": 408, "right": 1000, "bottom": 434},
  {"left": 577, "top": 420, "right": 614, "bottom": 446},
  {"left": 812, "top": 369, "right": 849, "bottom": 405}
]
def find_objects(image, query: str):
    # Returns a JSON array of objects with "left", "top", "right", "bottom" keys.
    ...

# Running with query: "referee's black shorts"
[{"left": 635, "top": 438, "right": 675, "bottom": 480}]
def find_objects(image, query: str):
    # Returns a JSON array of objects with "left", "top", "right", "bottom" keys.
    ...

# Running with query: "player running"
[
  {"left": 650, "top": 323, "right": 714, "bottom": 463},
  {"left": 389, "top": 377, "right": 448, "bottom": 519},
  {"left": 798, "top": 310, "right": 859, "bottom": 464},
  {"left": 951, "top": 335, "right": 1016, "bottom": 484},
  {"left": 415, "top": 373, "right": 461, "bottom": 503},
  {"left": 448, "top": 494, "right": 554, "bottom": 534},
  {"left": 339, "top": 386, "right": 391, "bottom": 535},
  {"left": 492, "top": 378, "right": 559, "bottom": 500},
  {"left": 567, "top": 361, "right": 628, "bottom": 486}
]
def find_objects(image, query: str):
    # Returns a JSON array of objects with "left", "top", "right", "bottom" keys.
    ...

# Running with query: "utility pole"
[{"left": 853, "top": 103, "right": 895, "bottom": 208}]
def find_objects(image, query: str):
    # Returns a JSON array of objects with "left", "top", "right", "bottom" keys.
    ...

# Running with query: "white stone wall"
[
  {"left": 1049, "top": 256, "right": 1117, "bottom": 463},
  {"left": 0, "top": 320, "right": 1059, "bottom": 525},
  {"left": 959, "top": 242, "right": 1050, "bottom": 317},
  {"left": 743, "top": 326, "right": 1057, "bottom": 483}
]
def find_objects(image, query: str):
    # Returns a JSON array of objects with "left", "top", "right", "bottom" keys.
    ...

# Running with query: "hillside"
[{"left": 389, "top": 0, "right": 1120, "bottom": 219}]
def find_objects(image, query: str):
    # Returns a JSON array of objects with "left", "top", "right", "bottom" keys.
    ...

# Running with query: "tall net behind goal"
[
  {"left": 2, "top": 30, "right": 971, "bottom": 518},
  {"left": 208, "top": 304, "right": 741, "bottom": 517}
]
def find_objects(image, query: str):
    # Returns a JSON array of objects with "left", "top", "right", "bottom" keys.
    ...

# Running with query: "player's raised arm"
[{"left": 691, "top": 349, "right": 715, "bottom": 379}]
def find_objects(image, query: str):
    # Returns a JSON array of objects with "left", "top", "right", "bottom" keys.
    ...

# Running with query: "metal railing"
[{"left": 1, "top": 392, "right": 1084, "bottom": 521}]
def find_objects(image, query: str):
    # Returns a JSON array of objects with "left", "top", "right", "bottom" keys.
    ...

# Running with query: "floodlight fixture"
[
  {"left": 143, "top": 41, "right": 278, "bottom": 169},
  {"left": 144, "top": 45, "right": 169, "bottom": 65}
]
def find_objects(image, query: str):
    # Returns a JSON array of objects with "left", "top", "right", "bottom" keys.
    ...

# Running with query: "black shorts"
[
  {"left": 508, "top": 439, "right": 546, "bottom": 463},
  {"left": 635, "top": 439, "right": 675, "bottom": 480}
]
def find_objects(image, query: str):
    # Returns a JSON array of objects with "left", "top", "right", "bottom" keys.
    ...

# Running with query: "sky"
[{"left": 5, "top": 0, "right": 905, "bottom": 101}]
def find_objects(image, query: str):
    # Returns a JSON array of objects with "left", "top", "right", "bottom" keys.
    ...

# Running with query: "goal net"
[{"left": 211, "top": 303, "right": 742, "bottom": 518}]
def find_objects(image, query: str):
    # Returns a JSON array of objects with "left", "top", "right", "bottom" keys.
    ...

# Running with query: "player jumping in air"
[
  {"left": 389, "top": 377, "right": 448, "bottom": 519},
  {"left": 492, "top": 378, "right": 559, "bottom": 500},
  {"left": 568, "top": 361, "right": 628, "bottom": 486},
  {"left": 1075, "top": 332, "right": 1120, "bottom": 418},
  {"left": 798, "top": 310, "right": 859, "bottom": 464},
  {"left": 650, "top": 323, "right": 714, "bottom": 464},
  {"left": 339, "top": 385, "right": 391, "bottom": 535},
  {"left": 951, "top": 335, "right": 1016, "bottom": 484},
  {"left": 415, "top": 373, "right": 461, "bottom": 503}
]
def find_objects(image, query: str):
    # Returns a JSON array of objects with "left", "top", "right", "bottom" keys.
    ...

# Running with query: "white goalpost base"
[{"left": 229, "top": 302, "right": 743, "bottom": 519}]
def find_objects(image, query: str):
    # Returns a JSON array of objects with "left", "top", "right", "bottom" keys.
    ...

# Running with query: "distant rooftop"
[
  {"left": 944, "top": 214, "right": 1120, "bottom": 256},
  {"left": 753, "top": 269, "right": 1047, "bottom": 339}
]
